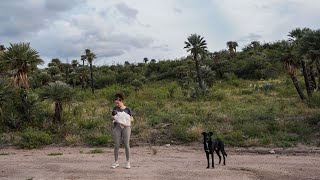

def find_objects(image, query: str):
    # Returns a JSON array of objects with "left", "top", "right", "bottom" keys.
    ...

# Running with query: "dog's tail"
[{"left": 220, "top": 140, "right": 227, "bottom": 157}]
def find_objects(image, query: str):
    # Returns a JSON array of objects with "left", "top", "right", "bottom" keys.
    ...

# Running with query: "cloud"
[
  {"left": 26, "top": 1, "right": 155, "bottom": 64},
  {"left": 1, "top": 0, "right": 320, "bottom": 65},
  {"left": 173, "top": 7, "right": 182, "bottom": 14},
  {"left": 0, "top": 0, "right": 81, "bottom": 40},
  {"left": 238, "top": 33, "right": 263, "bottom": 42},
  {"left": 210, "top": 0, "right": 320, "bottom": 41},
  {"left": 115, "top": 2, "right": 138, "bottom": 20}
]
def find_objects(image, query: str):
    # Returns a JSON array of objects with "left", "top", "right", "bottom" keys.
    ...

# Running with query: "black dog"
[{"left": 201, "top": 132, "right": 227, "bottom": 168}]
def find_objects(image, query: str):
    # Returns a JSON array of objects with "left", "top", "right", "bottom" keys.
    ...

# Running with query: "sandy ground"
[{"left": 0, "top": 145, "right": 320, "bottom": 180}]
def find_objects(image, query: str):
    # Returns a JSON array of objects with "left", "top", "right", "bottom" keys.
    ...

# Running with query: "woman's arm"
[{"left": 130, "top": 116, "right": 134, "bottom": 124}]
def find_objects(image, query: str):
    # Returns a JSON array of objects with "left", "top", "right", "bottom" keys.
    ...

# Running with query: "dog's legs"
[
  {"left": 222, "top": 149, "right": 227, "bottom": 165},
  {"left": 211, "top": 153, "right": 214, "bottom": 168},
  {"left": 216, "top": 150, "right": 222, "bottom": 164},
  {"left": 206, "top": 152, "right": 210, "bottom": 168}
]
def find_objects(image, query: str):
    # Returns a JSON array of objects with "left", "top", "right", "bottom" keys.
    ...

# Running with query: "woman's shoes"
[
  {"left": 111, "top": 162, "right": 130, "bottom": 169},
  {"left": 111, "top": 162, "right": 119, "bottom": 169},
  {"left": 125, "top": 162, "right": 131, "bottom": 169}
]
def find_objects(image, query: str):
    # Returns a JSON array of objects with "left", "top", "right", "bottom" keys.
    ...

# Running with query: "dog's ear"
[
  {"left": 208, "top": 132, "right": 213, "bottom": 136},
  {"left": 201, "top": 132, "right": 206, "bottom": 136}
]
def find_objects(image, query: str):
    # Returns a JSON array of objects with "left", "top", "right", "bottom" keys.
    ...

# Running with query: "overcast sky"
[{"left": 1, "top": 0, "right": 319, "bottom": 66}]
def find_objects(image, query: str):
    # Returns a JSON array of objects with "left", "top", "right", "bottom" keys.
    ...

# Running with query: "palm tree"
[
  {"left": 184, "top": 34, "right": 208, "bottom": 91},
  {"left": 288, "top": 28, "right": 313, "bottom": 97},
  {"left": 1, "top": 43, "right": 43, "bottom": 89},
  {"left": 78, "top": 66, "right": 87, "bottom": 91},
  {"left": 40, "top": 81, "right": 73, "bottom": 123},
  {"left": 288, "top": 28, "right": 311, "bottom": 42},
  {"left": 81, "top": 55, "right": 86, "bottom": 67},
  {"left": 0, "top": 43, "right": 43, "bottom": 123},
  {"left": 226, "top": 41, "right": 238, "bottom": 54},
  {"left": 283, "top": 52, "right": 305, "bottom": 100},
  {"left": 0, "top": 45, "right": 5, "bottom": 51},
  {"left": 71, "top": 60, "right": 79, "bottom": 69},
  {"left": 300, "top": 29, "right": 320, "bottom": 91},
  {"left": 69, "top": 71, "right": 78, "bottom": 88},
  {"left": 84, "top": 49, "right": 96, "bottom": 94},
  {"left": 143, "top": 57, "right": 149, "bottom": 64},
  {"left": 232, "top": 41, "right": 238, "bottom": 53}
]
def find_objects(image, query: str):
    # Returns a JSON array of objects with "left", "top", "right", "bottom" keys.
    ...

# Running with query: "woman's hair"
[{"left": 114, "top": 92, "right": 126, "bottom": 101}]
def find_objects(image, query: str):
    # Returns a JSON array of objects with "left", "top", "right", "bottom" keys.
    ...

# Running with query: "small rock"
[
  {"left": 269, "top": 150, "right": 275, "bottom": 154},
  {"left": 165, "top": 144, "right": 170, "bottom": 148}
]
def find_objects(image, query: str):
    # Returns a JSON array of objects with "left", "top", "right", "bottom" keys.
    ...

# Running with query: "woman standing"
[{"left": 111, "top": 93, "right": 134, "bottom": 169}]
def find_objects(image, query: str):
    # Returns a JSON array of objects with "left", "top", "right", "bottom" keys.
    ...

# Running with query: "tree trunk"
[
  {"left": 54, "top": 101, "right": 63, "bottom": 124},
  {"left": 90, "top": 63, "right": 94, "bottom": 94},
  {"left": 194, "top": 53, "right": 204, "bottom": 91},
  {"left": 301, "top": 60, "right": 312, "bottom": 97},
  {"left": 20, "top": 88, "right": 31, "bottom": 123},
  {"left": 80, "top": 76, "right": 86, "bottom": 91},
  {"left": 290, "top": 75, "right": 305, "bottom": 100},
  {"left": 316, "top": 64, "right": 320, "bottom": 90},
  {"left": 309, "top": 66, "right": 316, "bottom": 91}
]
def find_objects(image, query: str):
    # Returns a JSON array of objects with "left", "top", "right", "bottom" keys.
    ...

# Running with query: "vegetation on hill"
[{"left": 0, "top": 28, "right": 320, "bottom": 148}]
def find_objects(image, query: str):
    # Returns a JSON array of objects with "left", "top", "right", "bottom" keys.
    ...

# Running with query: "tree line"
[{"left": 0, "top": 27, "right": 320, "bottom": 130}]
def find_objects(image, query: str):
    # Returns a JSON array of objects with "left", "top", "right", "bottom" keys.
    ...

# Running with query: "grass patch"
[
  {"left": 47, "top": 152, "right": 63, "bottom": 156},
  {"left": 88, "top": 148, "right": 104, "bottom": 154}
]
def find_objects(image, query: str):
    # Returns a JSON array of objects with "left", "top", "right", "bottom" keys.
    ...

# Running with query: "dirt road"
[{"left": 0, "top": 145, "right": 319, "bottom": 180}]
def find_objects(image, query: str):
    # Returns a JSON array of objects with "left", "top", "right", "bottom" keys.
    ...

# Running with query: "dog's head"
[
  {"left": 201, "top": 132, "right": 213, "bottom": 142},
  {"left": 112, "top": 110, "right": 118, "bottom": 116}
]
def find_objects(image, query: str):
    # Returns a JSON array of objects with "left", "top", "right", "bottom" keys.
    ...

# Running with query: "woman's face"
[{"left": 114, "top": 100, "right": 123, "bottom": 107}]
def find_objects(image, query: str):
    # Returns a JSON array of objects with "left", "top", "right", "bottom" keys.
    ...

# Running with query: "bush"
[
  {"left": 18, "top": 128, "right": 52, "bottom": 149},
  {"left": 171, "top": 123, "right": 191, "bottom": 142},
  {"left": 208, "top": 90, "right": 227, "bottom": 101},
  {"left": 65, "top": 134, "right": 81, "bottom": 146},
  {"left": 84, "top": 132, "right": 111, "bottom": 146},
  {"left": 224, "top": 130, "right": 245, "bottom": 146},
  {"left": 260, "top": 82, "right": 275, "bottom": 94},
  {"left": 78, "top": 119, "right": 104, "bottom": 130},
  {"left": 307, "top": 93, "right": 320, "bottom": 108},
  {"left": 239, "top": 89, "right": 253, "bottom": 95}
]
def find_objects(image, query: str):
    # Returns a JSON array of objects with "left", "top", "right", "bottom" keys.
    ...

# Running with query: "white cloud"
[
  {"left": 210, "top": 0, "right": 320, "bottom": 46},
  {"left": 1, "top": 0, "right": 320, "bottom": 65}
]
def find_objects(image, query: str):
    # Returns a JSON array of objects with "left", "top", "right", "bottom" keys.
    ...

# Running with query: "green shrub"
[
  {"left": 307, "top": 93, "right": 320, "bottom": 108},
  {"left": 78, "top": 119, "right": 104, "bottom": 130},
  {"left": 306, "top": 113, "right": 320, "bottom": 125},
  {"left": 171, "top": 123, "right": 192, "bottom": 142},
  {"left": 224, "top": 130, "right": 245, "bottom": 146},
  {"left": 241, "top": 122, "right": 268, "bottom": 138},
  {"left": 228, "top": 79, "right": 241, "bottom": 87},
  {"left": 65, "top": 134, "right": 81, "bottom": 146},
  {"left": 19, "top": 128, "right": 52, "bottom": 149},
  {"left": 208, "top": 90, "right": 226, "bottom": 101},
  {"left": 239, "top": 89, "right": 253, "bottom": 95},
  {"left": 260, "top": 82, "right": 275, "bottom": 94},
  {"left": 84, "top": 132, "right": 111, "bottom": 146}
]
